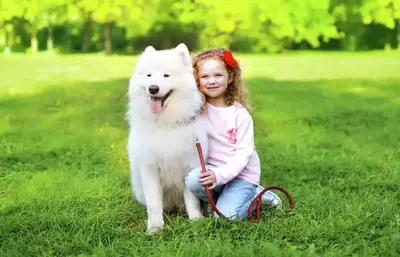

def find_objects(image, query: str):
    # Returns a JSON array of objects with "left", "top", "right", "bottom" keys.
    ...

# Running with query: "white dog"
[{"left": 126, "top": 43, "right": 208, "bottom": 235}]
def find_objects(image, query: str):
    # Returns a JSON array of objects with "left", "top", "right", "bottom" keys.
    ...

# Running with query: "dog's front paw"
[
  {"left": 183, "top": 189, "right": 204, "bottom": 221},
  {"left": 189, "top": 213, "right": 203, "bottom": 221},
  {"left": 188, "top": 208, "right": 203, "bottom": 221},
  {"left": 146, "top": 225, "right": 163, "bottom": 235},
  {"left": 146, "top": 218, "right": 164, "bottom": 235}
]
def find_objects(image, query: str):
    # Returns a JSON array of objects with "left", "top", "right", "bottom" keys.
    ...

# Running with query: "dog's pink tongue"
[{"left": 151, "top": 98, "right": 162, "bottom": 114}]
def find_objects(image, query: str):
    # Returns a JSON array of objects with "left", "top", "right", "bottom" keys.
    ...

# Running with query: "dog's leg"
[
  {"left": 128, "top": 139, "right": 146, "bottom": 205},
  {"left": 130, "top": 164, "right": 145, "bottom": 205},
  {"left": 183, "top": 187, "right": 203, "bottom": 220},
  {"left": 140, "top": 167, "right": 165, "bottom": 235}
]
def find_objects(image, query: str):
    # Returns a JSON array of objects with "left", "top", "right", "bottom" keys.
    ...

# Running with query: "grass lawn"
[{"left": 0, "top": 51, "right": 399, "bottom": 256}]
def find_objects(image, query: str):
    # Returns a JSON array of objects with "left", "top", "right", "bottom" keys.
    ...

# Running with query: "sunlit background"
[{"left": 0, "top": 0, "right": 399, "bottom": 54}]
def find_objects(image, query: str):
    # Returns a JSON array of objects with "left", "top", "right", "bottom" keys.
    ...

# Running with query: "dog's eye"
[
  {"left": 147, "top": 74, "right": 151, "bottom": 77},
  {"left": 164, "top": 74, "right": 170, "bottom": 78}
]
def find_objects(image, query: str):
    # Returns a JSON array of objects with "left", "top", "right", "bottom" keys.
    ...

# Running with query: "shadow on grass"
[
  {"left": 1, "top": 76, "right": 399, "bottom": 189},
  {"left": 0, "top": 77, "right": 146, "bottom": 256},
  {"left": 246, "top": 77, "right": 399, "bottom": 212},
  {"left": 249, "top": 77, "right": 400, "bottom": 147},
  {"left": 1, "top": 75, "right": 399, "bottom": 187},
  {"left": 0, "top": 78, "right": 129, "bottom": 175}
]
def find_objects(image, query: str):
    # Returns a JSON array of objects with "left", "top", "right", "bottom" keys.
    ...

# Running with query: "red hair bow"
[{"left": 223, "top": 51, "right": 238, "bottom": 69}]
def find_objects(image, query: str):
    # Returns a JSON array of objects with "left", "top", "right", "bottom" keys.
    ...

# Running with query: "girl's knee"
[{"left": 185, "top": 167, "right": 202, "bottom": 192}]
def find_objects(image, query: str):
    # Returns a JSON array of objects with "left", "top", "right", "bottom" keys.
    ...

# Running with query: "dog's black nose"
[{"left": 149, "top": 85, "right": 159, "bottom": 95}]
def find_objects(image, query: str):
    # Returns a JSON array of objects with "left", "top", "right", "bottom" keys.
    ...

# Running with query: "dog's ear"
[
  {"left": 144, "top": 45, "right": 156, "bottom": 54},
  {"left": 176, "top": 43, "right": 192, "bottom": 67}
]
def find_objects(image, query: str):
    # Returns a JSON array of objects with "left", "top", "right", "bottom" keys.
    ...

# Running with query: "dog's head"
[{"left": 129, "top": 43, "right": 201, "bottom": 117}]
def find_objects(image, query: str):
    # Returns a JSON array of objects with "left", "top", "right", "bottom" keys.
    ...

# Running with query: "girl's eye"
[{"left": 164, "top": 74, "right": 170, "bottom": 78}]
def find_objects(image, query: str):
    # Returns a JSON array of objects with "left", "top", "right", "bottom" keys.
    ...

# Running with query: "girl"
[{"left": 185, "top": 47, "right": 282, "bottom": 220}]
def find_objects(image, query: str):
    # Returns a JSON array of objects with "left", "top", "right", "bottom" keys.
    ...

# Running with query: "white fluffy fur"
[{"left": 126, "top": 43, "right": 208, "bottom": 235}]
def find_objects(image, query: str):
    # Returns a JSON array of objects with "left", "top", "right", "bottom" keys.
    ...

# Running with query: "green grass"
[{"left": 1, "top": 51, "right": 399, "bottom": 257}]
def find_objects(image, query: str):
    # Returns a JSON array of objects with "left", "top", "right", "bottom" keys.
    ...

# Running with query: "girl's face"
[{"left": 197, "top": 58, "right": 231, "bottom": 107}]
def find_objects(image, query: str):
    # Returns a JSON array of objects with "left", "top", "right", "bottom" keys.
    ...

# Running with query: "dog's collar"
[
  {"left": 174, "top": 111, "right": 200, "bottom": 126},
  {"left": 175, "top": 116, "right": 196, "bottom": 126}
]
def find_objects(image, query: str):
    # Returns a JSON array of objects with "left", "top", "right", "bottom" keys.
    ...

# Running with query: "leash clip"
[{"left": 193, "top": 133, "right": 199, "bottom": 143}]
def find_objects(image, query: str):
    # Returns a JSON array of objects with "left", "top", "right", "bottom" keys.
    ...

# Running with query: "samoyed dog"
[{"left": 126, "top": 43, "right": 208, "bottom": 235}]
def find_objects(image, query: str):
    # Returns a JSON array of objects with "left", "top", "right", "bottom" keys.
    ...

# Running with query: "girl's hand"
[{"left": 199, "top": 169, "right": 216, "bottom": 189}]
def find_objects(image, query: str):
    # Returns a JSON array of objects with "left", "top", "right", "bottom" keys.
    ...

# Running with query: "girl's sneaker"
[{"left": 255, "top": 185, "right": 282, "bottom": 208}]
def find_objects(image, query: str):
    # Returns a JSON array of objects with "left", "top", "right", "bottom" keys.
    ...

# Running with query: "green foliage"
[
  {"left": 287, "top": 0, "right": 340, "bottom": 47},
  {"left": 330, "top": 0, "right": 400, "bottom": 50},
  {"left": 361, "top": 0, "right": 397, "bottom": 28},
  {"left": 0, "top": 0, "right": 399, "bottom": 53}
]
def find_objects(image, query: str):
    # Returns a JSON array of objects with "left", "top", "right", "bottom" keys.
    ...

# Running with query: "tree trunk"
[
  {"left": 47, "top": 24, "right": 54, "bottom": 52},
  {"left": 31, "top": 34, "right": 38, "bottom": 54},
  {"left": 104, "top": 22, "right": 112, "bottom": 54},
  {"left": 3, "top": 22, "right": 14, "bottom": 55},
  {"left": 81, "top": 14, "right": 92, "bottom": 53},
  {"left": 4, "top": 28, "right": 10, "bottom": 55},
  {"left": 161, "top": 37, "right": 172, "bottom": 49},
  {"left": 397, "top": 19, "right": 400, "bottom": 50},
  {"left": 29, "top": 21, "right": 38, "bottom": 54}
]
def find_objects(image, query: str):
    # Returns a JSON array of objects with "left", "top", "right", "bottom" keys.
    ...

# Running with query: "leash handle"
[{"left": 248, "top": 186, "right": 295, "bottom": 222}]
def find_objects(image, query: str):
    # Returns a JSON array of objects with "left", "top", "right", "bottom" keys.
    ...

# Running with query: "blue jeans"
[{"left": 185, "top": 165, "right": 257, "bottom": 220}]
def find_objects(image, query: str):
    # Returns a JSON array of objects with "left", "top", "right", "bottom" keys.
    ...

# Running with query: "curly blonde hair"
[{"left": 192, "top": 47, "right": 251, "bottom": 114}]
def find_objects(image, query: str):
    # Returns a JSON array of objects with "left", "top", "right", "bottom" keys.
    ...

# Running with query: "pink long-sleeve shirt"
[{"left": 205, "top": 102, "right": 261, "bottom": 186}]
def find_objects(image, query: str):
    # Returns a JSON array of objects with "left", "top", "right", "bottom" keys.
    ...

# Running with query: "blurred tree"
[
  {"left": 286, "top": 0, "right": 340, "bottom": 48},
  {"left": 396, "top": 0, "right": 400, "bottom": 48},
  {"left": 330, "top": 0, "right": 400, "bottom": 50},
  {"left": 68, "top": 0, "right": 100, "bottom": 53},
  {"left": 43, "top": 0, "right": 67, "bottom": 53},
  {"left": 330, "top": 0, "right": 366, "bottom": 50},
  {"left": 232, "top": 0, "right": 339, "bottom": 53},
  {"left": 361, "top": 0, "right": 400, "bottom": 49},
  {"left": 92, "top": 0, "right": 138, "bottom": 54},
  {"left": 15, "top": 0, "right": 66, "bottom": 53},
  {"left": 0, "top": 0, "right": 21, "bottom": 54},
  {"left": 117, "top": 0, "right": 166, "bottom": 52},
  {"left": 232, "top": 0, "right": 292, "bottom": 52},
  {"left": 1, "top": 0, "right": 399, "bottom": 53}
]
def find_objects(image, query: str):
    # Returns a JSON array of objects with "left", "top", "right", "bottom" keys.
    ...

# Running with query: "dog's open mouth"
[{"left": 150, "top": 90, "right": 173, "bottom": 114}]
